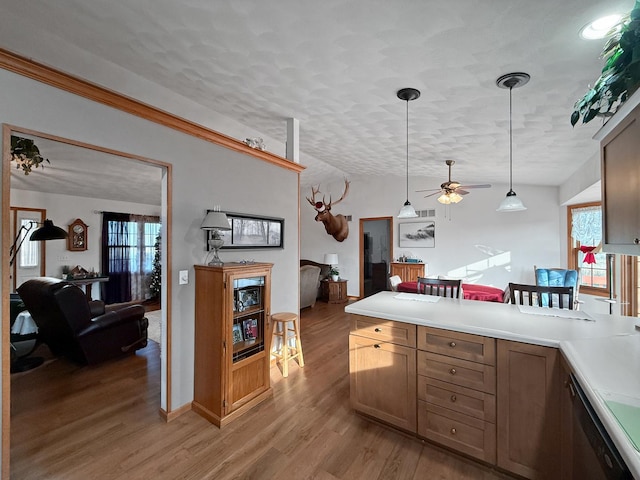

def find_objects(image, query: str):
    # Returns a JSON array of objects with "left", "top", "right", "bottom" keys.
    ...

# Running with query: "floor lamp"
[{"left": 10, "top": 219, "right": 67, "bottom": 372}]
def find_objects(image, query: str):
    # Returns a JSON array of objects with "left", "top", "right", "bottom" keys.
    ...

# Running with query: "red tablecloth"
[{"left": 397, "top": 281, "right": 504, "bottom": 303}]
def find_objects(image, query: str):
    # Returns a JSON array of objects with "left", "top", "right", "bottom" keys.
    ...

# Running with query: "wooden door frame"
[
  {"left": 2, "top": 125, "right": 173, "bottom": 476},
  {"left": 359, "top": 216, "right": 393, "bottom": 298}
]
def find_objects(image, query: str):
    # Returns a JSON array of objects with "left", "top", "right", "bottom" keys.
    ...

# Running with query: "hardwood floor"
[{"left": 10, "top": 301, "right": 516, "bottom": 480}]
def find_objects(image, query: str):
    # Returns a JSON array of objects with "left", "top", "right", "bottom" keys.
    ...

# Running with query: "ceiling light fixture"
[
  {"left": 397, "top": 88, "right": 420, "bottom": 219},
  {"left": 580, "top": 14, "right": 623, "bottom": 40},
  {"left": 496, "top": 72, "right": 529, "bottom": 213},
  {"left": 438, "top": 191, "right": 463, "bottom": 205}
]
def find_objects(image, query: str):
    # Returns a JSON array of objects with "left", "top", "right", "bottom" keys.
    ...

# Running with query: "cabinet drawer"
[
  {"left": 418, "top": 376, "right": 495, "bottom": 423},
  {"left": 350, "top": 315, "right": 416, "bottom": 347},
  {"left": 418, "top": 351, "right": 495, "bottom": 394},
  {"left": 418, "top": 326, "right": 495, "bottom": 365},
  {"left": 418, "top": 401, "right": 496, "bottom": 464}
]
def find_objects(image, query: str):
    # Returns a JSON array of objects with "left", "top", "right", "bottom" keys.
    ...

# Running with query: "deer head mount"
[{"left": 306, "top": 179, "right": 350, "bottom": 242}]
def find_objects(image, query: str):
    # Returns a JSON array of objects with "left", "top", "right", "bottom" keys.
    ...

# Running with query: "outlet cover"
[{"left": 179, "top": 270, "right": 189, "bottom": 285}]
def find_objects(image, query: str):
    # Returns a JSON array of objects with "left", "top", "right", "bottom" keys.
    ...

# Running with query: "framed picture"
[
  {"left": 232, "top": 323, "right": 244, "bottom": 344},
  {"left": 236, "top": 287, "right": 260, "bottom": 312},
  {"left": 242, "top": 318, "right": 258, "bottom": 340},
  {"left": 399, "top": 221, "right": 435, "bottom": 248},
  {"left": 206, "top": 211, "right": 284, "bottom": 250}
]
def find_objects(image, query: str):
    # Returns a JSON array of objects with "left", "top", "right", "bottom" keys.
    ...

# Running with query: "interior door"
[
  {"left": 10, "top": 207, "right": 46, "bottom": 292},
  {"left": 360, "top": 217, "right": 393, "bottom": 298}
]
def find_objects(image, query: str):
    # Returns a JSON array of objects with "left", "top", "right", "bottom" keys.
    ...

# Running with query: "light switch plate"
[{"left": 179, "top": 270, "right": 188, "bottom": 285}]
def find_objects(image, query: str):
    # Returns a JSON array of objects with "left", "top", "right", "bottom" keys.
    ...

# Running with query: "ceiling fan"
[{"left": 417, "top": 160, "right": 491, "bottom": 204}]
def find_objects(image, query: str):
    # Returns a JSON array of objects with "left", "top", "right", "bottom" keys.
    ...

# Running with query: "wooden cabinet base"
[
  {"left": 418, "top": 401, "right": 496, "bottom": 464},
  {"left": 192, "top": 388, "right": 273, "bottom": 428}
]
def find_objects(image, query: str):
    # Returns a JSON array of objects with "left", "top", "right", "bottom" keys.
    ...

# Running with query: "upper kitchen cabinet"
[{"left": 595, "top": 91, "right": 640, "bottom": 255}]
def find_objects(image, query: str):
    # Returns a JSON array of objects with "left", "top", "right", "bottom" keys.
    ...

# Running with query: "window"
[
  {"left": 18, "top": 219, "right": 39, "bottom": 268},
  {"left": 101, "top": 212, "right": 161, "bottom": 303},
  {"left": 567, "top": 202, "right": 609, "bottom": 296}
]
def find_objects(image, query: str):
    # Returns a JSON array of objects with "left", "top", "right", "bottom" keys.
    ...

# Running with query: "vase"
[{"left": 331, "top": 275, "right": 339, "bottom": 281}]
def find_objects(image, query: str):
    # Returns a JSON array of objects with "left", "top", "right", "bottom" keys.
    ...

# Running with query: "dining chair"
[
  {"left": 417, "top": 277, "right": 462, "bottom": 298},
  {"left": 508, "top": 283, "right": 574, "bottom": 310},
  {"left": 534, "top": 267, "right": 581, "bottom": 309}
]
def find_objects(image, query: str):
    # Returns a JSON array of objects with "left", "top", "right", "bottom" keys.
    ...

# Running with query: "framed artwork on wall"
[
  {"left": 399, "top": 221, "right": 435, "bottom": 248},
  {"left": 205, "top": 211, "right": 284, "bottom": 250}
]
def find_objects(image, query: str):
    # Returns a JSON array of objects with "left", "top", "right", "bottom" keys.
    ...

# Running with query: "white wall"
[
  {"left": 10, "top": 189, "right": 161, "bottom": 300},
  {"left": 301, "top": 175, "right": 562, "bottom": 296},
  {"left": 0, "top": 69, "right": 300, "bottom": 426}
]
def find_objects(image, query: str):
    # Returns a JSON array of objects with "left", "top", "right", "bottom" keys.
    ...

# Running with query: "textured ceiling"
[
  {"left": 0, "top": 0, "right": 631, "bottom": 199},
  {"left": 10, "top": 133, "right": 162, "bottom": 206}
]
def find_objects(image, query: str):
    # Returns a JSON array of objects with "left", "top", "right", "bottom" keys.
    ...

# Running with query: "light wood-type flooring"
[{"left": 10, "top": 300, "right": 516, "bottom": 479}]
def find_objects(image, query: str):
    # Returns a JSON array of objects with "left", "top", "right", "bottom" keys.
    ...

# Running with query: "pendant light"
[
  {"left": 496, "top": 73, "right": 529, "bottom": 212},
  {"left": 397, "top": 88, "right": 420, "bottom": 218}
]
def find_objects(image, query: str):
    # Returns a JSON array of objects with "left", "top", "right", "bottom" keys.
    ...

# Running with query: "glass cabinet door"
[{"left": 231, "top": 275, "right": 266, "bottom": 363}]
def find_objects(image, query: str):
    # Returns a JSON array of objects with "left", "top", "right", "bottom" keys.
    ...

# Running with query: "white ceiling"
[{"left": 1, "top": 0, "right": 630, "bottom": 201}]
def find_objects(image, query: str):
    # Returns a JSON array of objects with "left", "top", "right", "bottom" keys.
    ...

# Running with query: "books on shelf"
[{"left": 243, "top": 318, "right": 258, "bottom": 340}]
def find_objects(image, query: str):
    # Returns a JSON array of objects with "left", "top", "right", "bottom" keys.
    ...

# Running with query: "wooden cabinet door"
[
  {"left": 496, "top": 340, "right": 562, "bottom": 479},
  {"left": 349, "top": 334, "right": 417, "bottom": 433},
  {"left": 601, "top": 111, "right": 640, "bottom": 254},
  {"left": 390, "top": 263, "right": 425, "bottom": 283}
]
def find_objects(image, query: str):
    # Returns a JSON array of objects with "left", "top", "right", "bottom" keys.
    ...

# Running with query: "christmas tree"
[{"left": 149, "top": 233, "right": 161, "bottom": 299}]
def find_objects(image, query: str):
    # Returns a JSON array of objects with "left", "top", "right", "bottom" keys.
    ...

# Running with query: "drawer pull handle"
[
  {"left": 374, "top": 328, "right": 382, "bottom": 333},
  {"left": 449, "top": 341, "right": 456, "bottom": 348},
  {"left": 635, "top": 238, "right": 640, "bottom": 245},
  {"left": 450, "top": 427, "right": 457, "bottom": 435},
  {"left": 450, "top": 395, "right": 457, "bottom": 403},
  {"left": 449, "top": 368, "right": 457, "bottom": 375},
  {"left": 373, "top": 344, "right": 381, "bottom": 349}
]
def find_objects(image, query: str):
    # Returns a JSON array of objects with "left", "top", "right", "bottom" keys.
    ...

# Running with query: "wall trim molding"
[{"left": 0, "top": 48, "right": 305, "bottom": 175}]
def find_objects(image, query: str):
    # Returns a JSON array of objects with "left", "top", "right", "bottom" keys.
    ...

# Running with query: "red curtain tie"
[{"left": 580, "top": 245, "right": 597, "bottom": 264}]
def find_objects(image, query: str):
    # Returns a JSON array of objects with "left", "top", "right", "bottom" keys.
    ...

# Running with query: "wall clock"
[{"left": 68, "top": 218, "right": 88, "bottom": 251}]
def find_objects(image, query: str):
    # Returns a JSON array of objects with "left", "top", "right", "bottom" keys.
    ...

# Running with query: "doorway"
[
  {"left": 360, "top": 217, "right": 393, "bottom": 298},
  {"left": 3, "top": 125, "right": 172, "bottom": 474}
]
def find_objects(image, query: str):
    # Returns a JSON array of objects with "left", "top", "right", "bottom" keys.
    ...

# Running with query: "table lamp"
[
  {"left": 324, "top": 253, "right": 339, "bottom": 280},
  {"left": 201, "top": 207, "right": 231, "bottom": 266}
]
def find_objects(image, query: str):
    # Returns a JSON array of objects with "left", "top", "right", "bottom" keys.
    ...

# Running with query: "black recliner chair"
[{"left": 17, "top": 277, "right": 148, "bottom": 365}]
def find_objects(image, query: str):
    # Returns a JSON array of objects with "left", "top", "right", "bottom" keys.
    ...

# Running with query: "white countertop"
[
  {"left": 345, "top": 292, "right": 640, "bottom": 477},
  {"left": 345, "top": 292, "right": 638, "bottom": 346}
]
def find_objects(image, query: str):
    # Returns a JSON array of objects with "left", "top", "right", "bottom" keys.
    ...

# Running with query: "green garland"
[{"left": 572, "top": 1, "right": 640, "bottom": 126}]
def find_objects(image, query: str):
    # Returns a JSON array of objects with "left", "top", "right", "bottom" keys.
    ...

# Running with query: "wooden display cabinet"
[{"left": 193, "top": 262, "right": 273, "bottom": 427}]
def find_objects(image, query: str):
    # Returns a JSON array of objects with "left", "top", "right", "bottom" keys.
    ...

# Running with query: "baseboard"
[{"left": 159, "top": 402, "right": 192, "bottom": 422}]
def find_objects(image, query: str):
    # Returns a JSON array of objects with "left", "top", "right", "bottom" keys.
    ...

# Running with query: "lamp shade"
[
  {"left": 496, "top": 190, "right": 527, "bottom": 212},
  {"left": 398, "top": 201, "right": 418, "bottom": 218},
  {"left": 324, "top": 253, "right": 339, "bottom": 265},
  {"left": 30, "top": 220, "right": 68, "bottom": 241},
  {"left": 200, "top": 211, "right": 231, "bottom": 230}
]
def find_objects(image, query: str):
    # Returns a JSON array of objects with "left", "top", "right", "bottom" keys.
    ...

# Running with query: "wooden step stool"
[{"left": 271, "top": 312, "right": 304, "bottom": 377}]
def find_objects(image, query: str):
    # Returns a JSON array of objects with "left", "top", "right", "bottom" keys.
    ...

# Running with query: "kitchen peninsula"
[{"left": 345, "top": 291, "right": 640, "bottom": 479}]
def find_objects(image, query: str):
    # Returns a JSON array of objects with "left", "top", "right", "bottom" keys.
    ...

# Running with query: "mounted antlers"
[{"left": 306, "top": 179, "right": 350, "bottom": 242}]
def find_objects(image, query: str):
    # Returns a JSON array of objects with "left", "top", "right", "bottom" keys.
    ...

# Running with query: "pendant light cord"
[
  {"left": 509, "top": 85, "right": 513, "bottom": 191},
  {"left": 405, "top": 99, "right": 410, "bottom": 201}
]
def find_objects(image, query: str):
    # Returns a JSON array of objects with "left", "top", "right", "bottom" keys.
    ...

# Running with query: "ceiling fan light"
[
  {"left": 437, "top": 193, "right": 452, "bottom": 205},
  {"left": 398, "top": 200, "right": 418, "bottom": 218},
  {"left": 496, "top": 190, "right": 527, "bottom": 212},
  {"left": 449, "top": 192, "right": 463, "bottom": 203}
]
